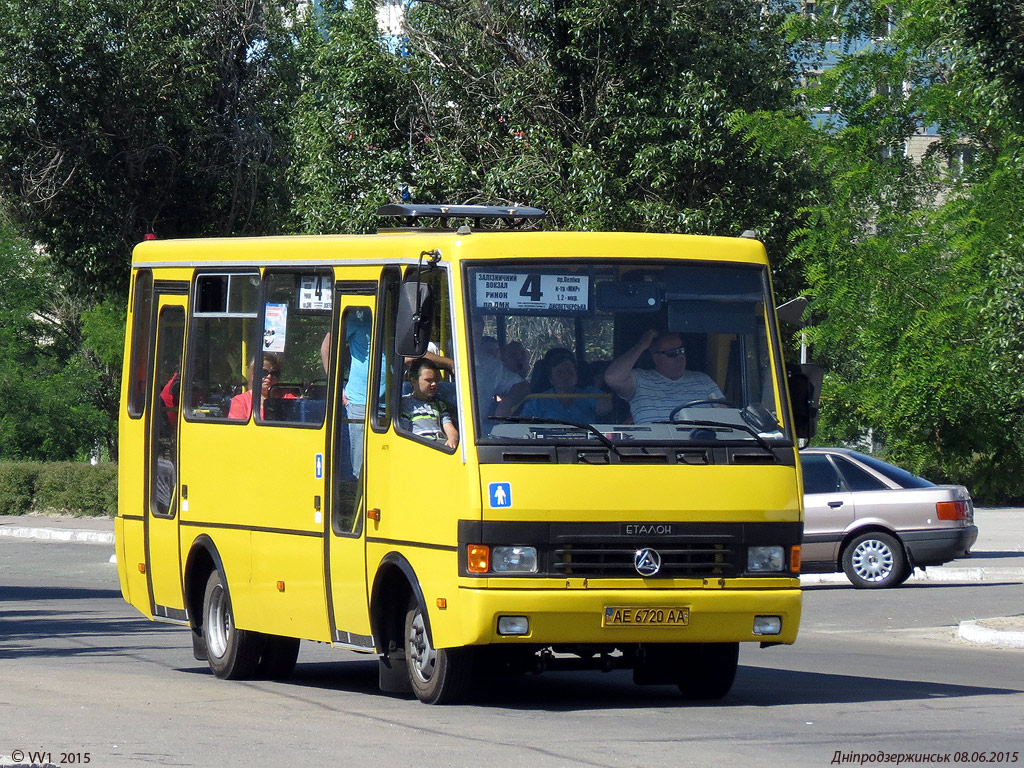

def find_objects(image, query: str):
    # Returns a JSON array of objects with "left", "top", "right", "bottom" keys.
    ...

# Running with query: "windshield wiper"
[
  {"left": 491, "top": 416, "right": 623, "bottom": 457},
  {"left": 653, "top": 416, "right": 776, "bottom": 452}
]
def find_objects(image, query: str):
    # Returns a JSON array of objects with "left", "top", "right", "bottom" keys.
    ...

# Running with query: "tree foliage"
[
  {"left": 291, "top": 0, "right": 819, "bottom": 299},
  {"left": 738, "top": 0, "right": 1024, "bottom": 501},
  {"left": 0, "top": 0, "right": 301, "bottom": 297},
  {"left": 0, "top": 229, "right": 112, "bottom": 460}
]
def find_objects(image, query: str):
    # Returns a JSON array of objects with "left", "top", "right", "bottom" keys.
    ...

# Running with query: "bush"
[
  {"left": 0, "top": 461, "right": 117, "bottom": 517},
  {"left": 0, "top": 463, "right": 41, "bottom": 514}
]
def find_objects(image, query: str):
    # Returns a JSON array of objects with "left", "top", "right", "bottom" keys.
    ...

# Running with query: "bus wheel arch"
[
  {"left": 184, "top": 535, "right": 223, "bottom": 660},
  {"left": 369, "top": 554, "right": 425, "bottom": 695},
  {"left": 183, "top": 536, "right": 262, "bottom": 679}
]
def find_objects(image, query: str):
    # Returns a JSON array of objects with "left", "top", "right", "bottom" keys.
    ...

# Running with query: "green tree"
[
  {"left": 291, "top": 0, "right": 820, "bottom": 299},
  {"left": 0, "top": 228, "right": 111, "bottom": 460},
  {"left": 0, "top": 0, "right": 301, "bottom": 297},
  {"left": 741, "top": 0, "right": 1024, "bottom": 501}
]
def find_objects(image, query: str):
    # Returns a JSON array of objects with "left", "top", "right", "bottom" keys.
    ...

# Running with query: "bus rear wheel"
[
  {"left": 404, "top": 599, "right": 474, "bottom": 704},
  {"left": 202, "top": 570, "right": 262, "bottom": 680},
  {"left": 256, "top": 635, "right": 300, "bottom": 680}
]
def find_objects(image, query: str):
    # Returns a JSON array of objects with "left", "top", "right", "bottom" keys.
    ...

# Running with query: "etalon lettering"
[{"left": 625, "top": 524, "right": 673, "bottom": 535}]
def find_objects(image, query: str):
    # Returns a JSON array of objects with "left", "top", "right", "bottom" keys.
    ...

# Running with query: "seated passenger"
[
  {"left": 501, "top": 340, "right": 531, "bottom": 379},
  {"left": 228, "top": 352, "right": 296, "bottom": 420},
  {"left": 520, "top": 348, "right": 610, "bottom": 422},
  {"left": 604, "top": 331, "right": 724, "bottom": 423},
  {"left": 473, "top": 328, "right": 530, "bottom": 420},
  {"left": 400, "top": 358, "right": 459, "bottom": 449}
]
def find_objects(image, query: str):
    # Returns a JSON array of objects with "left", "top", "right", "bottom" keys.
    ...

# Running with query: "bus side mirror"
[
  {"left": 787, "top": 363, "right": 823, "bottom": 440},
  {"left": 395, "top": 282, "right": 434, "bottom": 357}
]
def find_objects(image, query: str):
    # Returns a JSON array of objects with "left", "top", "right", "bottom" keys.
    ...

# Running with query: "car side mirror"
[
  {"left": 787, "top": 363, "right": 823, "bottom": 440},
  {"left": 395, "top": 281, "right": 434, "bottom": 357}
]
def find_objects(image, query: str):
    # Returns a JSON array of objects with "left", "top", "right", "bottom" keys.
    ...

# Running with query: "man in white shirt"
[
  {"left": 604, "top": 330, "right": 724, "bottom": 423},
  {"left": 473, "top": 331, "right": 530, "bottom": 422}
]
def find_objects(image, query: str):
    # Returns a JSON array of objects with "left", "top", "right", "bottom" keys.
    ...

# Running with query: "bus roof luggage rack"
[{"left": 376, "top": 203, "right": 546, "bottom": 232}]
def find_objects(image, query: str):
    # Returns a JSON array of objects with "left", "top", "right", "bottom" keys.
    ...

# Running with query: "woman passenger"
[
  {"left": 519, "top": 348, "right": 611, "bottom": 423},
  {"left": 228, "top": 351, "right": 295, "bottom": 420}
]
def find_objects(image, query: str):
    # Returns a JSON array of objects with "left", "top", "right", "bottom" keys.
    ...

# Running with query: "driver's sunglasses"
[
  {"left": 261, "top": 368, "right": 281, "bottom": 378},
  {"left": 653, "top": 346, "right": 686, "bottom": 359}
]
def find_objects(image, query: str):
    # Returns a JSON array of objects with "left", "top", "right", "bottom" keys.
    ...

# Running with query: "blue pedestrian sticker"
[
  {"left": 488, "top": 482, "right": 512, "bottom": 508},
  {"left": 315, "top": 453, "right": 324, "bottom": 480}
]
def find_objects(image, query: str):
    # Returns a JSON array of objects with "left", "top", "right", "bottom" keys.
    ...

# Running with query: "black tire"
[
  {"left": 256, "top": 635, "right": 301, "bottom": 680},
  {"left": 404, "top": 599, "right": 474, "bottom": 704},
  {"left": 842, "top": 531, "right": 908, "bottom": 589},
  {"left": 675, "top": 642, "right": 739, "bottom": 701},
  {"left": 202, "top": 570, "right": 263, "bottom": 679}
]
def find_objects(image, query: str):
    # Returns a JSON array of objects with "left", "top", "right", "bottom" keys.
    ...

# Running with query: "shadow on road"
[{"left": 0, "top": 584, "right": 173, "bottom": 660}]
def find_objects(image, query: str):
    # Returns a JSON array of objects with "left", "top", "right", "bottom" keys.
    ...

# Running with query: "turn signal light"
[
  {"left": 467, "top": 544, "right": 490, "bottom": 573},
  {"left": 789, "top": 545, "right": 801, "bottom": 573},
  {"left": 936, "top": 501, "right": 967, "bottom": 521}
]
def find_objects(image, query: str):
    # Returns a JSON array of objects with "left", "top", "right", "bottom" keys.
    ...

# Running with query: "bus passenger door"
[
  {"left": 146, "top": 295, "right": 188, "bottom": 620},
  {"left": 327, "top": 293, "right": 376, "bottom": 648}
]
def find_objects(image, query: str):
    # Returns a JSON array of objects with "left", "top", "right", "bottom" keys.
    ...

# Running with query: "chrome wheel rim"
[
  {"left": 407, "top": 608, "right": 436, "bottom": 684},
  {"left": 851, "top": 539, "right": 895, "bottom": 583},
  {"left": 207, "top": 583, "right": 231, "bottom": 658}
]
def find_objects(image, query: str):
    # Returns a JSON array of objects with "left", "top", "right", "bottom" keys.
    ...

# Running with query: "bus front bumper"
[{"left": 438, "top": 582, "right": 801, "bottom": 648}]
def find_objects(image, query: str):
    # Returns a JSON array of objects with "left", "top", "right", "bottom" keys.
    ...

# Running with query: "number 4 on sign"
[{"left": 489, "top": 482, "right": 512, "bottom": 508}]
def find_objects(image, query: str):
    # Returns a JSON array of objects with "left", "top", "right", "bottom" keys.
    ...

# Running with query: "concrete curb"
[
  {"left": 957, "top": 619, "right": 1024, "bottom": 649},
  {"left": 801, "top": 567, "right": 1024, "bottom": 585},
  {"left": 0, "top": 525, "right": 114, "bottom": 545}
]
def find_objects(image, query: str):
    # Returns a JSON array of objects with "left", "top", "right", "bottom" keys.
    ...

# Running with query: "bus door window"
[
  {"left": 185, "top": 272, "right": 260, "bottom": 421},
  {"left": 257, "top": 270, "right": 334, "bottom": 426},
  {"left": 371, "top": 269, "right": 401, "bottom": 432},
  {"left": 151, "top": 306, "right": 185, "bottom": 517},
  {"left": 334, "top": 304, "right": 372, "bottom": 535}
]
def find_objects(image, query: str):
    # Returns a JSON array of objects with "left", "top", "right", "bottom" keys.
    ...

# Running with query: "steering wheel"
[{"left": 668, "top": 399, "right": 735, "bottom": 422}]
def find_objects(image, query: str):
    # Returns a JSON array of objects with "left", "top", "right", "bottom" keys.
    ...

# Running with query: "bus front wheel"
[
  {"left": 404, "top": 599, "right": 474, "bottom": 704},
  {"left": 676, "top": 642, "right": 739, "bottom": 700},
  {"left": 202, "top": 570, "right": 262, "bottom": 680}
]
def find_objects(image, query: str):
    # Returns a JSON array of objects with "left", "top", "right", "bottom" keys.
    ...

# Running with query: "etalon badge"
[{"left": 634, "top": 548, "right": 662, "bottom": 576}]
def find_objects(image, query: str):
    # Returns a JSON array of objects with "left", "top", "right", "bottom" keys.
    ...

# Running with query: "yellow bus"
[{"left": 116, "top": 204, "right": 817, "bottom": 704}]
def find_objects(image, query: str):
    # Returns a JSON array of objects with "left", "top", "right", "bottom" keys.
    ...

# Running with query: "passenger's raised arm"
[{"left": 604, "top": 329, "right": 657, "bottom": 400}]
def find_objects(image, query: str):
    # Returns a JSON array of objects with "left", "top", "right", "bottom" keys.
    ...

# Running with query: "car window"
[
  {"left": 801, "top": 454, "right": 843, "bottom": 494},
  {"left": 848, "top": 451, "right": 935, "bottom": 489},
  {"left": 833, "top": 456, "right": 889, "bottom": 491}
]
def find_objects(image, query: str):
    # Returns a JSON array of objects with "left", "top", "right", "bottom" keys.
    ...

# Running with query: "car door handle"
[{"left": 828, "top": 500, "right": 844, "bottom": 508}]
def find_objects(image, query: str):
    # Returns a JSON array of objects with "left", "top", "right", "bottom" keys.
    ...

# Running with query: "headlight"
[
  {"left": 747, "top": 545, "right": 785, "bottom": 572},
  {"left": 491, "top": 546, "right": 538, "bottom": 573}
]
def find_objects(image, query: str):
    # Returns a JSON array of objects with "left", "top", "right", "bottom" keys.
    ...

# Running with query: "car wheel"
[
  {"left": 842, "top": 532, "right": 908, "bottom": 589},
  {"left": 202, "top": 570, "right": 263, "bottom": 679},
  {"left": 404, "top": 598, "right": 474, "bottom": 704}
]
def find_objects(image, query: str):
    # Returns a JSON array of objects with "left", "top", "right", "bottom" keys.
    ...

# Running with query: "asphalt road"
[{"left": 2, "top": 531, "right": 1022, "bottom": 768}]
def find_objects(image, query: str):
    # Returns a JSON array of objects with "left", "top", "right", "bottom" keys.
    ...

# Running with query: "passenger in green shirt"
[{"left": 399, "top": 358, "right": 459, "bottom": 449}]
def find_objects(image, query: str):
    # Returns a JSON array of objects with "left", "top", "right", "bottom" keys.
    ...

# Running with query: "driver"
[{"left": 604, "top": 330, "right": 724, "bottom": 423}]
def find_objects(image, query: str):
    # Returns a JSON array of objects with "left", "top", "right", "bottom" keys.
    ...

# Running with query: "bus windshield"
[{"left": 466, "top": 260, "right": 790, "bottom": 448}]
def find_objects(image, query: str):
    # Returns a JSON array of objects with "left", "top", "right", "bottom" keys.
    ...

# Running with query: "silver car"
[{"left": 800, "top": 448, "right": 979, "bottom": 588}]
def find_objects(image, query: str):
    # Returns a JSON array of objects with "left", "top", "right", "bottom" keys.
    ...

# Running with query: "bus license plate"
[{"left": 603, "top": 606, "right": 690, "bottom": 627}]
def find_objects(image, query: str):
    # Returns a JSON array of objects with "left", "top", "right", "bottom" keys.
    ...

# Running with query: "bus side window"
[
  {"left": 258, "top": 270, "right": 334, "bottom": 426},
  {"left": 185, "top": 272, "right": 261, "bottom": 422},
  {"left": 395, "top": 269, "right": 456, "bottom": 451},
  {"left": 127, "top": 269, "right": 154, "bottom": 418}
]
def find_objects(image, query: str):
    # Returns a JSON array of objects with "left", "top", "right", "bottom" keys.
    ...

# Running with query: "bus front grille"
[{"left": 552, "top": 542, "right": 738, "bottom": 578}]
